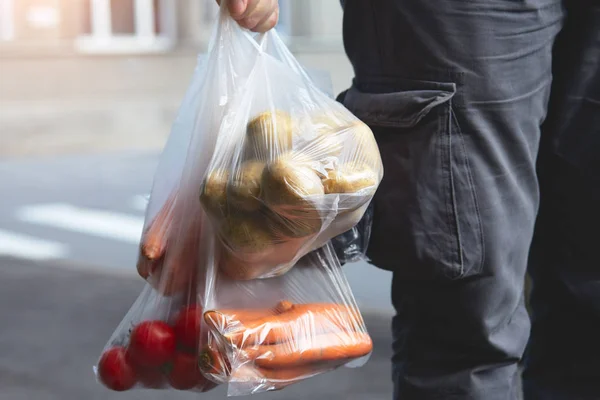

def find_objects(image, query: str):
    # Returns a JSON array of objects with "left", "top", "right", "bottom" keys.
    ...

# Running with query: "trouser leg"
[
  {"left": 523, "top": 1, "right": 600, "bottom": 398},
  {"left": 340, "top": 0, "right": 564, "bottom": 398}
]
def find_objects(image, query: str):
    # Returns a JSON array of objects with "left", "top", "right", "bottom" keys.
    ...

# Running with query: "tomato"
[
  {"left": 136, "top": 366, "right": 166, "bottom": 389},
  {"left": 97, "top": 347, "right": 137, "bottom": 391},
  {"left": 173, "top": 304, "right": 203, "bottom": 351},
  {"left": 167, "top": 352, "right": 209, "bottom": 390},
  {"left": 128, "top": 320, "right": 176, "bottom": 367}
]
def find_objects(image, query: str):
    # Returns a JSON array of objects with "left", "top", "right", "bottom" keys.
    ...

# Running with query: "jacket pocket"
[{"left": 343, "top": 78, "right": 484, "bottom": 280}]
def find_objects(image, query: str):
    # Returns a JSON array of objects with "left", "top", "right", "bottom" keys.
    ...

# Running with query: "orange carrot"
[
  {"left": 204, "top": 308, "right": 280, "bottom": 333},
  {"left": 274, "top": 300, "right": 294, "bottom": 313},
  {"left": 141, "top": 192, "right": 177, "bottom": 260},
  {"left": 223, "top": 302, "right": 363, "bottom": 347},
  {"left": 245, "top": 332, "right": 373, "bottom": 368},
  {"left": 199, "top": 346, "right": 230, "bottom": 378},
  {"left": 136, "top": 252, "right": 162, "bottom": 279}
]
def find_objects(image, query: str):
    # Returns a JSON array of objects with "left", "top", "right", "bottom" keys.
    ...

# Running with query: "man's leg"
[
  {"left": 340, "top": 0, "right": 564, "bottom": 398},
  {"left": 523, "top": 1, "right": 600, "bottom": 398}
]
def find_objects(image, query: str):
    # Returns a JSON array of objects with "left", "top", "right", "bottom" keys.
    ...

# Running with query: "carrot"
[
  {"left": 223, "top": 302, "right": 363, "bottom": 347},
  {"left": 141, "top": 192, "right": 177, "bottom": 260},
  {"left": 245, "top": 332, "right": 373, "bottom": 369},
  {"left": 214, "top": 308, "right": 280, "bottom": 322},
  {"left": 199, "top": 346, "right": 230, "bottom": 378},
  {"left": 136, "top": 252, "right": 162, "bottom": 279},
  {"left": 204, "top": 308, "right": 279, "bottom": 333},
  {"left": 274, "top": 300, "right": 294, "bottom": 313}
]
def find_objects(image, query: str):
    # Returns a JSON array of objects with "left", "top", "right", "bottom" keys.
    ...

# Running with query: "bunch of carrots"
[{"left": 202, "top": 300, "right": 373, "bottom": 387}]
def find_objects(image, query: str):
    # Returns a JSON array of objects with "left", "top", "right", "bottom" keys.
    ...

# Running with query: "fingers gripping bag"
[
  {"left": 93, "top": 6, "right": 264, "bottom": 394},
  {"left": 198, "top": 14, "right": 383, "bottom": 283}
]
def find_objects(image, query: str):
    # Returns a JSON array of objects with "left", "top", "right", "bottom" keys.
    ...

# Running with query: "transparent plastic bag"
[
  {"left": 94, "top": 5, "right": 258, "bottom": 392},
  {"left": 330, "top": 201, "right": 374, "bottom": 265},
  {"left": 202, "top": 243, "right": 373, "bottom": 396},
  {"left": 193, "top": 12, "right": 379, "bottom": 393},
  {"left": 94, "top": 284, "right": 220, "bottom": 392},
  {"left": 198, "top": 15, "right": 383, "bottom": 281},
  {"left": 96, "top": 3, "right": 381, "bottom": 395}
]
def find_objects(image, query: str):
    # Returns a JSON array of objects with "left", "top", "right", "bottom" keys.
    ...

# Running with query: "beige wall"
[
  {"left": 12, "top": 0, "right": 62, "bottom": 42},
  {"left": 59, "top": 0, "right": 86, "bottom": 40}
]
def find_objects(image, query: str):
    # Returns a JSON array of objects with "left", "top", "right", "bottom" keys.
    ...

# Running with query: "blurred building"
[{"left": 0, "top": 0, "right": 344, "bottom": 56}]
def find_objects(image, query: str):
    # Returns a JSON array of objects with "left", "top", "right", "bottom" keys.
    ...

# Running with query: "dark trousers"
[{"left": 339, "top": 0, "right": 600, "bottom": 398}]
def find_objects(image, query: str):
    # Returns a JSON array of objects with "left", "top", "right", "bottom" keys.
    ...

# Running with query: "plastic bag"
[
  {"left": 94, "top": 4, "right": 256, "bottom": 391},
  {"left": 202, "top": 243, "right": 373, "bottom": 396},
  {"left": 195, "top": 10, "right": 380, "bottom": 394},
  {"left": 96, "top": 3, "right": 381, "bottom": 395},
  {"left": 96, "top": 189, "right": 216, "bottom": 392},
  {"left": 330, "top": 201, "right": 374, "bottom": 265},
  {"left": 94, "top": 284, "right": 220, "bottom": 392},
  {"left": 198, "top": 14, "right": 383, "bottom": 281}
]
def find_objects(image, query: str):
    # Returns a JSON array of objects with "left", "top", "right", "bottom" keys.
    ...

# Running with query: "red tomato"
[
  {"left": 173, "top": 304, "right": 203, "bottom": 351},
  {"left": 167, "top": 352, "right": 209, "bottom": 390},
  {"left": 97, "top": 347, "right": 137, "bottom": 391},
  {"left": 136, "top": 367, "right": 166, "bottom": 389},
  {"left": 128, "top": 320, "right": 176, "bottom": 367}
]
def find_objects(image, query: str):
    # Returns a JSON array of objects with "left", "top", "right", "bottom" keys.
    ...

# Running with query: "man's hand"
[{"left": 217, "top": 0, "right": 279, "bottom": 33}]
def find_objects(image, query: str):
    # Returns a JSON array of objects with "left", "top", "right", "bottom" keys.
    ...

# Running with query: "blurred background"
[{"left": 0, "top": 1, "right": 394, "bottom": 399}]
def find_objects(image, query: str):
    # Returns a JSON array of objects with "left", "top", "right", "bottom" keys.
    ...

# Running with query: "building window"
[{"left": 109, "top": 0, "right": 135, "bottom": 35}]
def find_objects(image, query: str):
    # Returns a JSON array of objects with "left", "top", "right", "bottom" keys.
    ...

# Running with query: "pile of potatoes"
[{"left": 200, "top": 109, "right": 382, "bottom": 280}]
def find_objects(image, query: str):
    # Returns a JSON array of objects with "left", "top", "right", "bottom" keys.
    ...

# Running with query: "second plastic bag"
[{"left": 202, "top": 243, "right": 373, "bottom": 396}]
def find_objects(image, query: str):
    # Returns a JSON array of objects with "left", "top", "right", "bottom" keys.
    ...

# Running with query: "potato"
[
  {"left": 322, "top": 163, "right": 378, "bottom": 194},
  {"left": 261, "top": 152, "right": 325, "bottom": 219},
  {"left": 300, "top": 129, "right": 345, "bottom": 162},
  {"left": 246, "top": 110, "right": 294, "bottom": 160},
  {"left": 228, "top": 160, "right": 265, "bottom": 212},
  {"left": 264, "top": 207, "right": 322, "bottom": 238},
  {"left": 303, "top": 111, "right": 348, "bottom": 160},
  {"left": 347, "top": 121, "right": 382, "bottom": 169},
  {"left": 217, "top": 214, "right": 276, "bottom": 280},
  {"left": 219, "top": 233, "right": 306, "bottom": 280},
  {"left": 219, "top": 214, "right": 274, "bottom": 255},
  {"left": 218, "top": 251, "right": 257, "bottom": 280},
  {"left": 200, "top": 169, "right": 229, "bottom": 219}
]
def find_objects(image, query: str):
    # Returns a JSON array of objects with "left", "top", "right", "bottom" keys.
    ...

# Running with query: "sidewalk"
[
  {"left": 0, "top": 257, "right": 393, "bottom": 400},
  {"left": 0, "top": 52, "right": 354, "bottom": 159}
]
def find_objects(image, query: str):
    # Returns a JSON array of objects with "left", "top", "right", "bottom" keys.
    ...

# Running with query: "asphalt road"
[
  {"left": 0, "top": 151, "right": 394, "bottom": 314},
  {"left": 0, "top": 256, "right": 394, "bottom": 400}
]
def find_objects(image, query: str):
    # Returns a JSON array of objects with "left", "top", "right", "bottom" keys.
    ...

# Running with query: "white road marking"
[
  {"left": 130, "top": 194, "right": 150, "bottom": 212},
  {"left": 0, "top": 229, "right": 69, "bottom": 260},
  {"left": 16, "top": 203, "right": 145, "bottom": 243}
]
